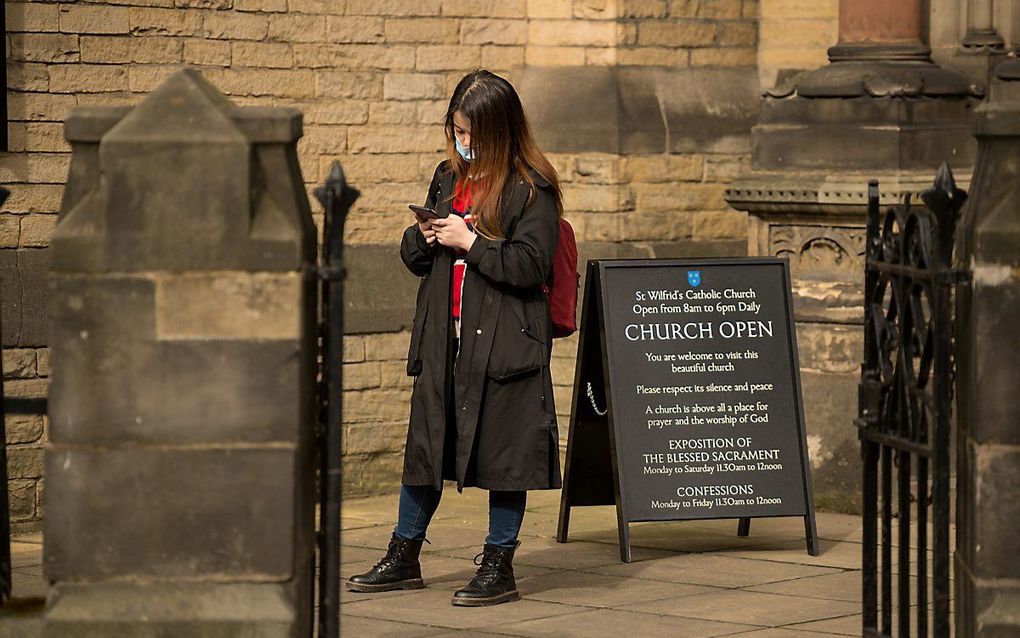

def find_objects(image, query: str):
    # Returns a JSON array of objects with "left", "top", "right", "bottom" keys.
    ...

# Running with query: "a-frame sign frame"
[{"left": 556, "top": 259, "right": 820, "bottom": 563}]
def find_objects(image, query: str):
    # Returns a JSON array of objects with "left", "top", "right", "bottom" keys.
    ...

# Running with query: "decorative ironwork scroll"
[{"left": 857, "top": 163, "right": 967, "bottom": 637}]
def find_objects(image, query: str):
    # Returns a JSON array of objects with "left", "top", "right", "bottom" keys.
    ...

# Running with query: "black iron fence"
[
  {"left": 314, "top": 161, "right": 358, "bottom": 638},
  {"left": 857, "top": 164, "right": 968, "bottom": 637}
]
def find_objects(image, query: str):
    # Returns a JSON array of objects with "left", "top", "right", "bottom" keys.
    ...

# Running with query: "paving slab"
[
  {"left": 746, "top": 569, "right": 862, "bottom": 602},
  {"left": 495, "top": 607, "right": 758, "bottom": 637},
  {"left": 338, "top": 614, "right": 447, "bottom": 637},
  {"left": 582, "top": 553, "right": 840, "bottom": 588},
  {"left": 436, "top": 536, "right": 678, "bottom": 570},
  {"left": 726, "top": 628, "right": 850, "bottom": 637},
  {"left": 341, "top": 587, "right": 586, "bottom": 630},
  {"left": 786, "top": 613, "right": 862, "bottom": 635},
  {"left": 617, "top": 589, "right": 860, "bottom": 627},
  {"left": 460, "top": 570, "right": 717, "bottom": 608}
]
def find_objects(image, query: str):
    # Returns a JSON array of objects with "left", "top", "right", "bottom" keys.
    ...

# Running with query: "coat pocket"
[
  {"left": 406, "top": 278, "right": 430, "bottom": 376},
  {"left": 486, "top": 297, "right": 544, "bottom": 382}
]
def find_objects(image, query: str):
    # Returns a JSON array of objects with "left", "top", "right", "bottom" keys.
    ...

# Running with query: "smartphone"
[{"left": 409, "top": 204, "right": 446, "bottom": 222}]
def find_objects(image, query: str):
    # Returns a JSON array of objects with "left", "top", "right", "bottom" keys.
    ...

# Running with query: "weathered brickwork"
[
  {"left": 3, "top": 349, "right": 47, "bottom": 534},
  {"left": 2, "top": 0, "right": 761, "bottom": 505}
]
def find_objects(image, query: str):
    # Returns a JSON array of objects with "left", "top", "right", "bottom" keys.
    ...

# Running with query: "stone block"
[
  {"left": 325, "top": 16, "right": 385, "bottom": 43},
  {"left": 343, "top": 422, "right": 408, "bottom": 455},
  {"left": 8, "top": 446, "right": 44, "bottom": 479},
  {"left": 527, "top": 0, "right": 572, "bottom": 19},
  {"left": 36, "top": 348, "right": 49, "bottom": 377},
  {"left": 5, "top": 413, "right": 44, "bottom": 445},
  {"left": 383, "top": 18, "right": 460, "bottom": 44},
  {"left": 0, "top": 248, "right": 49, "bottom": 347},
  {"left": 3, "top": 348, "right": 38, "bottom": 378},
  {"left": 183, "top": 38, "right": 231, "bottom": 66},
  {"left": 798, "top": 370, "right": 860, "bottom": 513},
  {"left": 3, "top": 184, "right": 63, "bottom": 215},
  {"left": 23, "top": 124, "right": 66, "bottom": 155},
  {"left": 691, "top": 47, "right": 758, "bottom": 67},
  {"left": 343, "top": 388, "right": 412, "bottom": 423},
  {"left": 367, "top": 102, "right": 418, "bottom": 125},
  {"left": 0, "top": 216, "right": 19, "bottom": 248},
  {"left": 203, "top": 11, "right": 268, "bottom": 39},
  {"left": 19, "top": 215, "right": 57, "bottom": 247},
  {"left": 626, "top": 0, "right": 668, "bottom": 17},
  {"left": 443, "top": 0, "right": 526, "bottom": 18},
  {"left": 315, "top": 71, "right": 384, "bottom": 99},
  {"left": 383, "top": 72, "right": 446, "bottom": 100},
  {"left": 235, "top": 0, "right": 288, "bottom": 10},
  {"left": 795, "top": 323, "right": 862, "bottom": 374},
  {"left": 7, "top": 479, "right": 36, "bottom": 522},
  {"left": 637, "top": 20, "right": 716, "bottom": 47},
  {"left": 348, "top": 125, "right": 444, "bottom": 153},
  {"left": 231, "top": 41, "right": 293, "bottom": 68},
  {"left": 482, "top": 45, "right": 525, "bottom": 70},
  {"left": 348, "top": 0, "right": 441, "bottom": 15},
  {"left": 293, "top": 43, "right": 414, "bottom": 70},
  {"left": 5, "top": 2, "right": 60, "bottom": 32},
  {"left": 5, "top": 64, "right": 49, "bottom": 92},
  {"left": 617, "top": 46, "right": 688, "bottom": 66},
  {"left": 416, "top": 45, "right": 482, "bottom": 71},
  {"left": 48, "top": 64, "right": 129, "bottom": 94},
  {"left": 266, "top": 13, "right": 326, "bottom": 43},
  {"left": 44, "top": 446, "right": 305, "bottom": 580},
  {"left": 622, "top": 155, "right": 703, "bottom": 183},
  {"left": 58, "top": 5, "right": 130, "bottom": 34},
  {"left": 619, "top": 211, "right": 693, "bottom": 241},
  {"left": 697, "top": 0, "right": 742, "bottom": 18},
  {"left": 8, "top": 34, "right": 79, "bottom": 63},
  {"left": 342, "top": 361, "right": 382, "bottom": 390},
  {"left": 128, "top": 7, "right": 203, "bottom": 36},
  {"left": 692, "top": 209, "right": 748, "bottom": 239},
  {"left": 461, "top": 19, "right": 528, "bottom": 45},
  {"left": 525, "top": 46, "right": 587, "bottom": 67},
  {"left": 574, "top": 0, "right": 617, "bottom": 20},
  {"left": 363, "top": 331, "right": 412, "bottom": 361},
  {"left": 6, "top": 93, "right": 76, "bottom": 123},
  {"left": 342, "top": 451, "right": 404, "bottom": 497},
  {"left": 528, "top": 19, "right": 616, "bottom": 47},
  {"left": 218, "top": 68, "right": 316, "bottom": 98}
]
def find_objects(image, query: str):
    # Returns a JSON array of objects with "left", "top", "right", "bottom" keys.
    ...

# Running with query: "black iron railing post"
[
  {"left": 314, "top": 161, "right": 358, "bottom": 638},
  {"left": 0, "top": 186, "right": 9, "bottom": 604}
]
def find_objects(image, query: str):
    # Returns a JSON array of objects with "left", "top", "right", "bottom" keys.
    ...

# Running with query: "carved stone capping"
[{"left": 53, "top": 68, "right": 314, "bottom": 274}]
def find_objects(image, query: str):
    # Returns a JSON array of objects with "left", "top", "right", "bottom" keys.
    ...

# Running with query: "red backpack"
[{"left": 542, "top": 218, "right": 579, "bottom": 338}]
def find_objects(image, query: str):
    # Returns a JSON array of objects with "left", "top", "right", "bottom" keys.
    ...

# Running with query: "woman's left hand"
[{"left": 432, "top": 214, "right": 476, "bottom": 251}]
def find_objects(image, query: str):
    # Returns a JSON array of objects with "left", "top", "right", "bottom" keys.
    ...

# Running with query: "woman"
[{"left": 347, "top": 70, "right": 563, "bottom": 607}]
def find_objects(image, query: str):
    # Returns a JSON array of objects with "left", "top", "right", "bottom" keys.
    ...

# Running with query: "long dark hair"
[{"left": 444, "top": 70, "right": 563, "bottom": 239}]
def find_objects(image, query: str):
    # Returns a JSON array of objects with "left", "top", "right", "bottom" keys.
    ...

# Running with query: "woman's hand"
[
  {"left": 417, "top": 218, "right": 437, "bottom": 246},
  {"left": 432, "top": 215, "right": 476, "bottom": 251}
]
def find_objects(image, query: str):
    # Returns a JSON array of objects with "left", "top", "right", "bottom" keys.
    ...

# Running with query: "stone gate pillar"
[
  {"left": 954, "top": 58, "right": 1020, "bottom": 637},
  {"left": 725, "top": 0, "right": 982, "bottom": 510},
  {"left": 43, "top": 69, "right": 318, "bottom": 636}
]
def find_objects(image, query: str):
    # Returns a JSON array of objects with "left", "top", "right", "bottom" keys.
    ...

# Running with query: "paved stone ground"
[{"left": 6, "top": 488, "right": 945, "bottom": 637}]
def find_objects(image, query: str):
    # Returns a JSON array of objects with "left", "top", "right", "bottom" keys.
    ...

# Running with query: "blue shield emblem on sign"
[{"left": 687, "top": 270, "right": 701, "bottom": 287}]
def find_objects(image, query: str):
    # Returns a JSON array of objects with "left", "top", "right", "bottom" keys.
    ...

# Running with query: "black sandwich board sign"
[{"left": 556, "top": 258, "right": 819, "bottom": 562}]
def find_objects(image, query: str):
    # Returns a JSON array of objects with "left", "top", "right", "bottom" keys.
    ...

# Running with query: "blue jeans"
[{"left": 394, "top": 484, "right": 527, "bottom": 548}]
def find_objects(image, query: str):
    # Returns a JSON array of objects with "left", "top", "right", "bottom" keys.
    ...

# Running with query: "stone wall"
[{"left": 2, "top": 0, "right": 764, "bottom": 513}]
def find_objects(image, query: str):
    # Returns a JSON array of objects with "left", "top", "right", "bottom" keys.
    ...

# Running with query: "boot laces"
[{"left": 472, "top": 550, "right": 502, "bottom": 583}]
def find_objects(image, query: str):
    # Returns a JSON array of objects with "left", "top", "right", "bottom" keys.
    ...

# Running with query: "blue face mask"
[{"left": 455, "top": 135, "right": 475, "bottom": 162}]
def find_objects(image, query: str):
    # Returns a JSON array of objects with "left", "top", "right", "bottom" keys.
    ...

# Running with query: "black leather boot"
[
  {"left": 451, "top": 542, "right": 521, "bottom": 606},
  {"left": 346, "top": 533, "right": 425, "bottom": 593}
]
